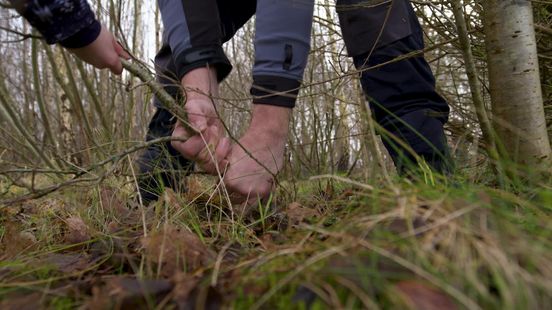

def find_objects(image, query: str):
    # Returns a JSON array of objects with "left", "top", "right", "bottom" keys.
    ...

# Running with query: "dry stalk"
[{"left": 120, "top": 59, "right": 193, "bottom": 133}]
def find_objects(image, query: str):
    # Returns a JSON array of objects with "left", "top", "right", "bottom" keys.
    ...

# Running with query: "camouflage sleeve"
[{"left": 10, "top": 0, "right": 101, "bottom": 48}]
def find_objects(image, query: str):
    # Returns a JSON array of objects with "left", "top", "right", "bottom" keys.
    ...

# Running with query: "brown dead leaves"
[
  {"left": 0, "top": 221, "right": 37, "bottom": 258},
  {"left": 394, "top": 280, "right": 458, "bottom": 310},
  {"left": 0, "top": 292, "right": 43, "bottom": 310},
  {"left": 64, "top": 216, "right": 91, "bottom": 244},
  {"left": 286, "top": 202, "right": 320, "bottom": 225},
  {"left": 86, "top": 273, "right": 223, "bottom": 310},
  {"left": 41, "top": 253, "right": 96, "bottom": 274},
  {"left": 99, "top": 186, "right": 127, "bottom": 216},
  {"left": 88, "top": 277, "right": 173, "bottom": 309},
  {"left": 141, "top": 225, "right": 215, "bottom": 277}
]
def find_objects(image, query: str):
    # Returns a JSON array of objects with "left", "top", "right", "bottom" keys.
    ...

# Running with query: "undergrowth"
[{"left": 0, "top": 168, "right": 551, "bottom": 309}]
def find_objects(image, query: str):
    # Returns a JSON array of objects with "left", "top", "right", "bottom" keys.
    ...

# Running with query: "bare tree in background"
[
  {"left": 5, "top": 0, "right": 552, "bottom": 202},
  {"left": 482, "top": 0, "right": 552, "bottom": 164}
]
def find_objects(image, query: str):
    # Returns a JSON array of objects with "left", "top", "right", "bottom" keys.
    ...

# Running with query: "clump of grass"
[{"left": 0, "top": 168, "right": 551, "bottom": 309}]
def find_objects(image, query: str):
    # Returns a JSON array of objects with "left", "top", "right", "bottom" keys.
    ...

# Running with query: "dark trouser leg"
[
  {"left": 136, "top": 108, "right": 193, "bottom": 204},
  {"left": 353, "top": 32, "right": 452, "bottom": 174},
  {"left": 339, "top": 0, "right": 452, "bottom": 174}
]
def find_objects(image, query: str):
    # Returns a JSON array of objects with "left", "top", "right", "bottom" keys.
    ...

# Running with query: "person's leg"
[
  {"left": 337, "top": 0, "right": 452, "bottom": 174},
  {"left": 136, "top": 1, "right": 256, "bottom": 204},
  {"left": 136, "top": 106, "right": 193, "bottom": 204},
  {"left": 217, "top": 0, "right": 257, "bottom": 42}
]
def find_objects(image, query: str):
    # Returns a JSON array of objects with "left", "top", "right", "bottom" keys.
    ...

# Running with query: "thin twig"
[
  {"left": 120, "top": 59, "right": 193, "bottom": 133},
  {"left": 0, "top": 136, "right": 185, "bottom": 206}
]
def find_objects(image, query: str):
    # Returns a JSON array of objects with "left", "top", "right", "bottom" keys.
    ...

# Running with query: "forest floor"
[{"left": 0, "top": 169, "right": 551, "bottom": 309}]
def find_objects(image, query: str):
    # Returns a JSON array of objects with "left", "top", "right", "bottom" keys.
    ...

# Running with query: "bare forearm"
[{"left": 181, "top": 67, "right": 219, "bottom": 101}]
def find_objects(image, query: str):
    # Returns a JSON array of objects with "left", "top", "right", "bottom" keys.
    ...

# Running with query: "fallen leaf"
[
  {"left": 87, "top": 276, "right": 173, "bottom": 309},
  {"left": 141, "top": 225, "right": 215, "bottom": 277},
  {"left": 177, "top": 284, "right": 223, "bottom": 310},
  {"left": 41, "top": 253, "right": 95, "bottom": 274},
  {"left": 184, "top": 175, "right": 206, "bottom": 201},
  {"left": 0, "top": 292, "right": 42, "bottom": 310},
  {"left": 321, "top": 181, "right": 335, "bottom": 200},
  {"left": 286, "top": 202, "right": 320, "bottom": 225},
  {"left": 107, "top": 221, "right": 120, "bottom": 234},
  {"left": 0, "top": 221, "right": 36, "bottom": 257},
  {"left": 87, "top": 286, "right": 110, "bottom": 309},
  {"left": 18, "top": 231, "right": 37, "bottom": 244},
  {"left": 172, "top": 272, "right": 201, "bottom": 304},
  {"left": 64, "top": 216, "right": 90, "bottom": 244},
  {"left": 100, "top": 186, "right": 128, "bottom": 217},
  {"left": 393, "top": 280, "right": 458, "bottom": 310},
  {"left": 259, "top": 233, "right": 274, "bottom": 249}
]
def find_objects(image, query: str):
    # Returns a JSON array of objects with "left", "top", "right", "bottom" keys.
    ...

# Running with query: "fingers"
[
  {"left": 186, "top": 107, "right": 209, "bottom": 133},
  {"left": 171, "top": 121, "right": 230, "bottom": 174},
  {"left": 114, "top": 39, "right": 131, "bottom": 60},
  {"left": 107, "top": 38, "right": 130, "bottom": 75},
  {"left": 108, "top": 58, "right": 124, "bottom": 75},
  {"left": 107, "top": 36, "right": 131, "bottom": 75},
  {"left": 171, "top": 122, "right": 203, "bottom": 159},
  {"left": 225, "top": 175, "right": 274, "bottom": 201},
  {"left": 197, "top": 134, "right": 231, "bottom": 174},
  {"left": 194, "top": 127, "right": 228, "bottom": 174},
  {"left": 171, "top": 99, "right": 231, "bottom": 174},
  {"left": 68, "top": 24, "right": 128, "bottom": 75},
  {"left": 215, "top": 137, "right": 231, "bottom": 169}
]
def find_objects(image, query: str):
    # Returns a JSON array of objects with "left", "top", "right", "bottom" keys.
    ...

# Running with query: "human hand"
[
  {"left": 223, "top": 105, "right": 290, "bottom": 206},
  {"left": 171, "top": 98, "right": 231, "bottom": 174},
  {"left": 223, "top": 135, "right": 280, "bottom": 206},
  {"left": 68, "top": 25, "right": 130, "bottom": 75}
]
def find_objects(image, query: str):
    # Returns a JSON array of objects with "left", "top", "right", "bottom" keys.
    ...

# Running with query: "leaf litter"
[
  {"left": 141, "top": 225, "right": 216, "bottom": 277},
  {"left": 0, "top": 177, "right": 550, "bottom": 309},
  {"left": 64, "top": 216, "right": 91, "bottom": 244}
]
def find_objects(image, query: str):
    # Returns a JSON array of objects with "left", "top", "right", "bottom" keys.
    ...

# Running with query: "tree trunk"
[{"left": 482, "top": 0, "right": 551, "bottom": 163}]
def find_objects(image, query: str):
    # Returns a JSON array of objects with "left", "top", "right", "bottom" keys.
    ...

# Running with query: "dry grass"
[{"left": 0, "top": 171, "right": 551, "bottom": 309}]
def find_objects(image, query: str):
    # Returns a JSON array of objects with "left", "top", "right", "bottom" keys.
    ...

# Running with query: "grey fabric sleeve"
[
  {"left": 156, "top": 0, "right": 313, "bottom": 108},
  {"left": 251, "top": 0, "right": 314, "bottom": 107},
  {"left": 157, "top": 0, "right": 232, "bottom": 82}
]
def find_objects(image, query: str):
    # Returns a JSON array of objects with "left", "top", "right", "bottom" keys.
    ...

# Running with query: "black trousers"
[{"left": 344, "top": 1, "right": 452, "bottom": 173}]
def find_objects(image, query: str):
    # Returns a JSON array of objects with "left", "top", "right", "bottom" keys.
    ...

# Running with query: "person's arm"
[
  {"left": 158, "top": 0, "right": 232, "bottom": 174},
  {"left": 10, "top": 0, "right": 128, "bottom": 74},
  {"left": 223, "top": 0, "right": 315, "bottom": 203}
]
